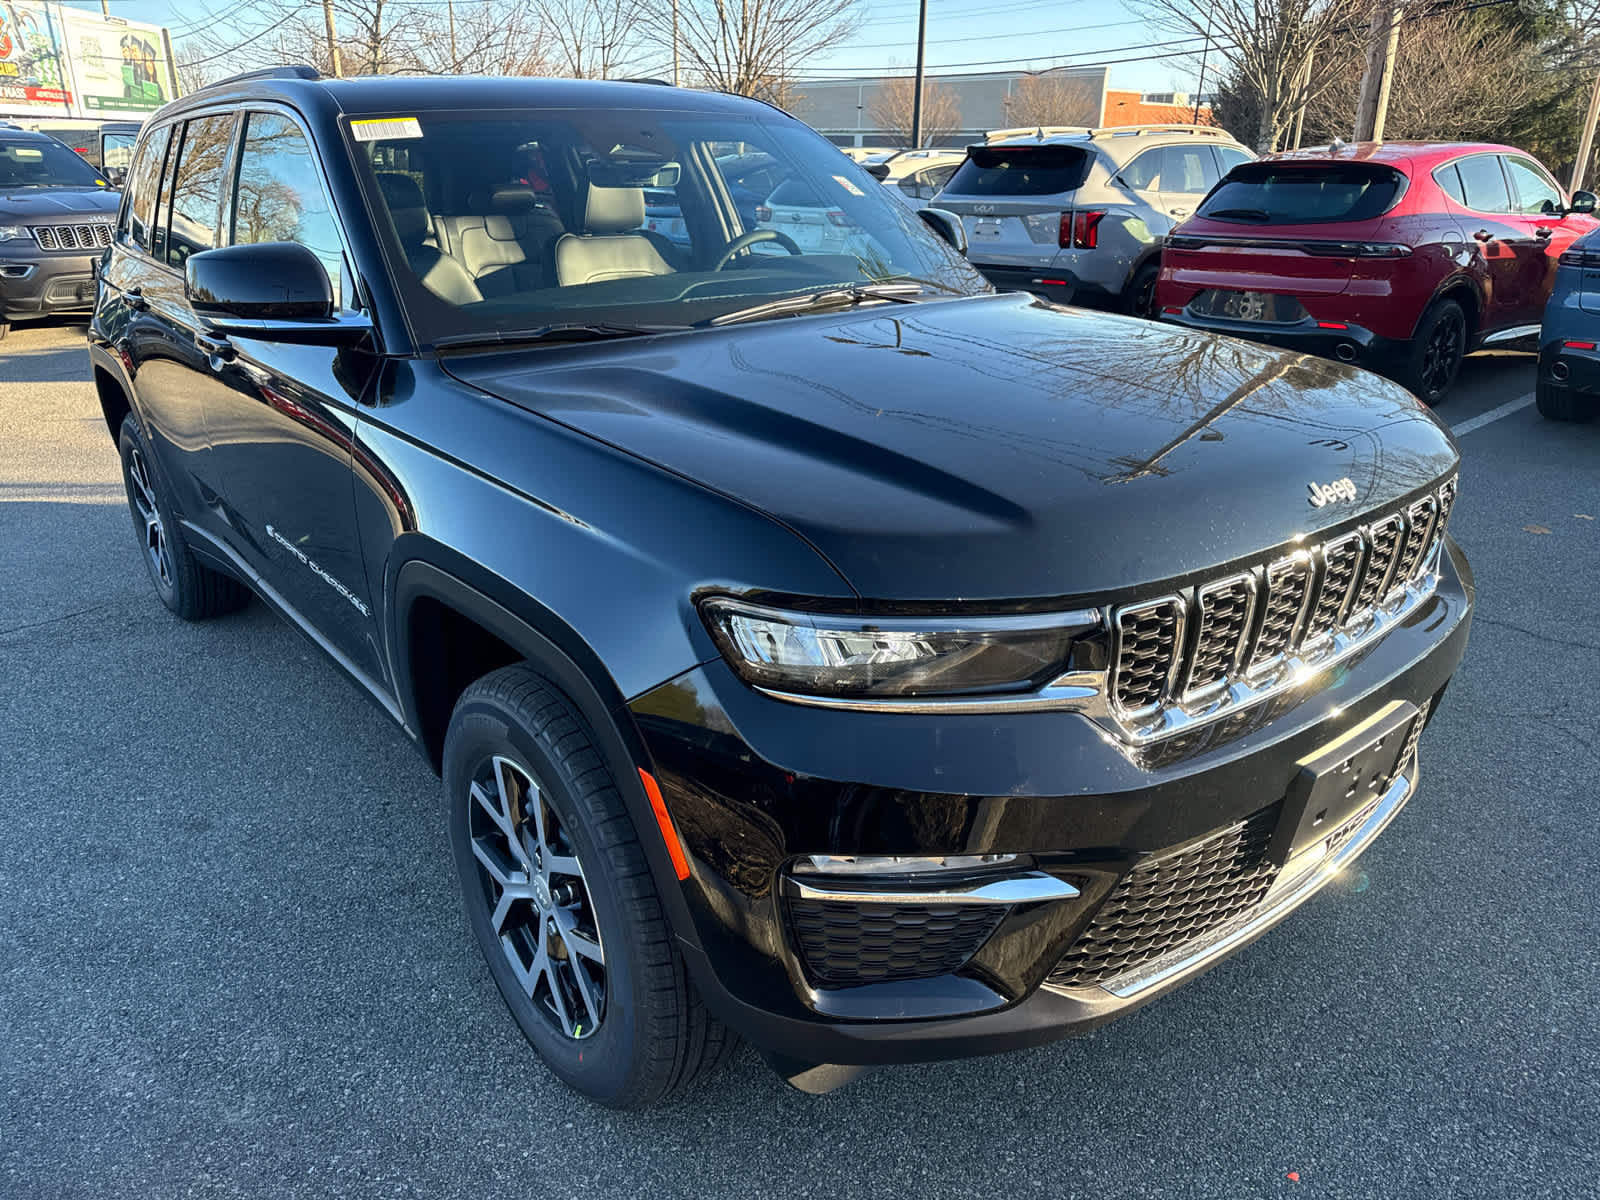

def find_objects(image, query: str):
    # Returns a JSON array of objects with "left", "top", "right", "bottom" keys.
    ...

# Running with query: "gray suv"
[
  {"left": 0, "top": 125, "right": 121, "bottom": 340},
  {"left": 934, "top": 125, "right": 1253, "bottom": 315}
]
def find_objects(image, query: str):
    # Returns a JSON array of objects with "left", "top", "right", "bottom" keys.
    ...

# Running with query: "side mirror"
[
  {"left": 185, "top": 242, "right": 370, "bottom": 345},
  {"left": 863, "top": 161, "right": 890, "bottom": 182},
  {"left": 103, "top": 165, "right": 127, "bottom": 187},
  {"left": 917, "top": 207, "right": 967, "bottom": 255},
  {"left": 1570, "top": 190, "right": 1597, "bottom": 215}
]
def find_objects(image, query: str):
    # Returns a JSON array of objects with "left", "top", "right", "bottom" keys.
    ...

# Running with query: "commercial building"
[{"left": 0, "top": 2, "right": 176, "bottom": 119}]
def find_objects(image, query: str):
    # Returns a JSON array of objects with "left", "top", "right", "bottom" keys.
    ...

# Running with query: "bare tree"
[
  {"left": 1006, "top": 72, "right": 1102, "bottom": 129},
  {"left": 532, "top": 0, "right": 648, "bottom": 79},
  {"left": 1130, "top": 0, "right": 1366, "bottom": 151},
  {"left": 868, "top": 77, "right": 962, "bottom": 147},
  {"left": 1304, "top": 6, "right": 1543, "bottom": 144},
  {"left": 654, "top": 0, "right": 860, "bottom": 105}
]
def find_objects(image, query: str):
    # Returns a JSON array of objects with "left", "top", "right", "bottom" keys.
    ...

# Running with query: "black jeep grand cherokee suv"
[{"left": 90, "top": 67, "right": 1472, "bottom": 1108}]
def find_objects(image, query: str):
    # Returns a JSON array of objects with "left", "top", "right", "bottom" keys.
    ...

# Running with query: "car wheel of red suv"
[{"left": 1400, "top": 299, "right": 1467, "bottom": 406}]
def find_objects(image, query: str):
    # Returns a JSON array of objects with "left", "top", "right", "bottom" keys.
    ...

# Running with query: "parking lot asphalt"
[{"left": 2, "top": 318, "right": 1596, "bottom": 1199}]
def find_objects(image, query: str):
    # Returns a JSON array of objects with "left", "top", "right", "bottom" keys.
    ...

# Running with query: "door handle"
[
  {"left": 1170, "top": 207, "right": 1190, "bottom": 217},
  {"left": 1473, "top": 229, "right": 1494, "bottom": 242},
  {"left": 1534, "top": 226, "right": 1553, "bottom": 240},
  {"left": 195, "top": 331, "right": 234, "bottom": 362},
  {"left": 124, "top": 285, "right": 148, "bottom": 311}
]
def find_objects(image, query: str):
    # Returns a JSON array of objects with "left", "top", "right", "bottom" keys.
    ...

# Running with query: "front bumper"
[
  {"left": 629, "top": 541, "right": 1473, "bottom": 1067},
  {"left": 0, "top": 249, "right": 99, "bottom": 321},
  {"left": 1160, "top": 309, "right": 1403, "bottom": 372}
]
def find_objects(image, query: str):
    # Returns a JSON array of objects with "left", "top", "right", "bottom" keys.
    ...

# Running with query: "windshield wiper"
[
  {"left": 1207, "top": 208, "right": 1273, "bottom": 222},
  {"left": 707, "top": 282, "right": 925, "bottom": 328},
  {"left": 434, "top": 321, "right": 687, "bottom": 351}
]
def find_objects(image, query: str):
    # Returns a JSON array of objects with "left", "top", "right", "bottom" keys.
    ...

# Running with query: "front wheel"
[
  {"left": 1399, "top": 299, "right": 1467, "bottom": 406},
  {"left": 443, "top": 665, "right": 735, "bottom": 1108}
]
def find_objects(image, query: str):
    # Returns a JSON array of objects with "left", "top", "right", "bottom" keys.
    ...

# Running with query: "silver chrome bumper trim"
[
  {"left": 784, "top": 870, "right": 1081, "bottom": 908},
  {"left": 1087, "top": 767, "right": 1415, "bottom": 999}
]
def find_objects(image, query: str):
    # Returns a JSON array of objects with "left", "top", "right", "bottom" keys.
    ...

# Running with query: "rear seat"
[{"left": 434, "top": 186, "right": 565, "bottom": 297}]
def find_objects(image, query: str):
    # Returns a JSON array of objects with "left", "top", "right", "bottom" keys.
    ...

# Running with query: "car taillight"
[
  {"left": 1565, "top": 340, "right": 1598, "bottom": 350},
  {"left": 826, "top": 209, "right": 857, "bottom": 228},
  {"left": 1560, "top": 248, "right": 1600, "bottom": 267},
  {"left": 755, "top": 205, "right": 772, "bottom": 223},
  {"left": 1058, "top": 210, "right": 1106, "bottom": 250},
  {"left": 1354, "top": 243, "right": 1411, "bottom": 258}
]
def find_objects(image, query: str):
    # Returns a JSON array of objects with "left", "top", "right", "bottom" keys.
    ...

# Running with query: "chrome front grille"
[
  {"left": 1105, "top": 477, "right": 1456, "bottom": 736},
  {"left": 1112, "top": 599, "right": 1182, "bottom": 713},
  {"left": 31, "top": 222, "right": 113, "bottom": 250}
]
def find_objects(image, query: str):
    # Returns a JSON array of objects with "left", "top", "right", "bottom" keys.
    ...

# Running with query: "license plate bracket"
[{"left": 1272, "top": 701, "right": 1417, "bottom": 863}]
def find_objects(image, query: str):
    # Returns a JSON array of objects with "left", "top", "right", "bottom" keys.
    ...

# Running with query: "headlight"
[
  {"left": 701, "top": 598, "right": 1094, "bottom": 700},
  {"left": 0, "top": 225, "right": 29, "bottom": 242}
]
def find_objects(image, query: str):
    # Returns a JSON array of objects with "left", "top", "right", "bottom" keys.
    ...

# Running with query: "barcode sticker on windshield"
[
  {"left": 833, "top": 174, "right": 864, "bottom": 196},
  {"left": 350, "top": 118, "right": 422, "bottom": 142}
]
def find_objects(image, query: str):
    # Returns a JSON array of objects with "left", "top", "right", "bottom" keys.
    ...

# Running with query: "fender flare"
[
  {"left": 1412, "top": 271, "right": 1486, "bottom": 342},
  {"left": 390, "top": 551, "right": 705, "bottom": 953}
]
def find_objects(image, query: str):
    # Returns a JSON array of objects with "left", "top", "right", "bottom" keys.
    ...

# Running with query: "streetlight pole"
[{"left": 911, "top": 0, "right": 928, "bottom": 148}]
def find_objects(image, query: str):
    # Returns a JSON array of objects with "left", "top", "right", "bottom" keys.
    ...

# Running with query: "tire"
[
  {"left": 1535, "top": 377, "right": 1598, "bottom": 423},
  {"left": 1124, "top": 261, "right": 1159, "bottom": 319},
  {"left": 1398, "top": 299, "right": 1467, "bottom": 406},
  {"left": 443, "top": 664, "right": 736, "bottom": 1108},
  {"left": 117, "top": 415, "right": 250, "bottom": 620},
  {"left": 0, "top": 321, "right": 9, "bottom": 342}
]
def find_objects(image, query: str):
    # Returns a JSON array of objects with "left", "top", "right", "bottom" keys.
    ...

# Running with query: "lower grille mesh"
[
  {"left": 788, "top": 898, "right": 1004, "bottom": 985},
  {"left": 1047, "top": 808, "right": 1279, "bottom": 989}
]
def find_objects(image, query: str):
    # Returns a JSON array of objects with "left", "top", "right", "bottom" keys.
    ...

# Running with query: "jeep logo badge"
[{"left": 1307, "top": 477, "right": 1358, "bottom": 507}]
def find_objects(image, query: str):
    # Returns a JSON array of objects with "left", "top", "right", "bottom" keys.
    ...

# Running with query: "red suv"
[{"left": 1155, "top": 142, "right": 1599, "bottom": 403}]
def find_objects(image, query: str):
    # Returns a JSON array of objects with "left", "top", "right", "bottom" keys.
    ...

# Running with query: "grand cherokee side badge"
[{"left": 1308, "top": 477, "right": 1357, "bottom": 507}]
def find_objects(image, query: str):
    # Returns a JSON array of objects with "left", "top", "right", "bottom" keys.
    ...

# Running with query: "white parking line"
[{"left": 1450, "top": 392, "right": 1535, "bottom": 436}]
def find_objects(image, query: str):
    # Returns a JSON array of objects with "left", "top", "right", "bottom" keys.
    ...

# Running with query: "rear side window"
[
  {"left": 1161, "top": 145, "right": 1217, "bottom": 194},
  {"left": 944, "top": 145, "right": 1093, "bottom": 197},
  {"left": 1433, "top": 163, "right": 1467, "bottom": 205},
  {"left": 1452, "top": 155, "right": 1511, "bottom": 213},
  {"left": 163, "top": 114, "right": 237, "bottom": 267},
  {"left": 1504, "top": 157, "right": 1562, "bottom": 216},
  {"left": 1215, "top": 146, "right": 1253, "bottom": 173},
  {"left": 231, "top": 112, "right": 344, "bottom": 304},
  {"left": 1197, "top": 163, "right": 1405, "bottom": 224},
  {"left": 121, "top": 124, "right": 170, "bottom": 251},
  {"left": 103, "top": 132, "right": 137, "bottom": 173}
]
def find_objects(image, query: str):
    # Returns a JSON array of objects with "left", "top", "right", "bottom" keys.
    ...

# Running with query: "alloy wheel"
[
  {"left": 1421, "top": 312, "right": 1464, "bottom": 398},
  {"left": 127, "top": 446, "right": 173, "bottom": 589},
  {"left": 468, "top": 755, "right": 606, "bottom": 1039}
]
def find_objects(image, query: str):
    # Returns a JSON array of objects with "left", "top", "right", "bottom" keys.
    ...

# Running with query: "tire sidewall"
[
  {"left": 1406, "top": 300, "right": 1466, "bottom": 406},
  {"left": 443, "top": 691, "right": 648, "bottom": 1104},
  {"left": 117, "top": 416, "right": 182, "bottom": 608},
  {"left": 1127, "top": 262, "right": 1159, "bottom": 318}
]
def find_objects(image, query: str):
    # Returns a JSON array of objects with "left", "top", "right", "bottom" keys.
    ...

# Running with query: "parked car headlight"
[
  {"left": 0, "top": 225, "right": 29, "bottom": 242},
  {"left": 701, "top": 598, "right": 1093, "bottom": 699}
]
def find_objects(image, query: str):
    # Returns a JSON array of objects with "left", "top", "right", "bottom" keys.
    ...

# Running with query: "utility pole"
[
  {"left": 671, "top": 0, "right": 680, "bottom": 85},
  {"left": 100, "top": 0, "right": 109, "bottom": 16},
  {"left": 321, "top": 0, "right": 344, "bottom": 78},
  {"left": 1572, "top": 71, "right": 1600, "bottom": 193},
  {"left": 1354, "top": 0, "right": 1401, "bottom": 142},
  {"left": 1290, "top": 46, "right": 1315, "bottom": 149},
  {"left": 1191, "top": 9, "right": 1213, "bottom": 126},
  {"left": 447, "top": 0, "right": 457, "bottom": 68},
  {"left": 910, "top": 0, "right": 928, "bottom": 149}
]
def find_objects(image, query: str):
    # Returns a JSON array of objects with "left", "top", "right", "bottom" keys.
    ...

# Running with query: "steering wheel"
[{"left": 712, "top": 229, "right": 802, "bottom": 270}]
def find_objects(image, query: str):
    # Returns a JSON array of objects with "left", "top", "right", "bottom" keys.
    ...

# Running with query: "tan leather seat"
[
  {"left": 375, "top": 172, "right": 482, "bottom": 305},
  {"left": 436, "top": 186, "right": 564, "bottom": 298},
  {"left": 553, "top": 185, "right": 674, "bottom": 287}
]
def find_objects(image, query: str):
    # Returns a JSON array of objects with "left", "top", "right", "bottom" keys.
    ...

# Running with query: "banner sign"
[{"left": 0, "top": 2, "right": 175, "bottom": 117}]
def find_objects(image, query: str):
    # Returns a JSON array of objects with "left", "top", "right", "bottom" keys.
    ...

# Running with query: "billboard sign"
[{"left": 0, "top": 2, "right": 175, "bottom": 117}]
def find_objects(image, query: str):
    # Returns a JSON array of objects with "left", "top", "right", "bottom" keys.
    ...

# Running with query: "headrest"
[
  {"left": 582, "top": 184, "right": 645, "bottom": 235},
  {"left": 376, "top": 171, "right": 428, "bottom": 243},
  {"left": 490, "top": 185, "right": 542, "bottom": 211}
]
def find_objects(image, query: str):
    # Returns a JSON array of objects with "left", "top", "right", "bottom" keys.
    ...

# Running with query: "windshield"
[
  {"left": 0, "top": 137, "right": 106, "bottom": 189},
  {"left": 347, "top": 107, "right": 987, "bottom": 344},
  {"left": 1197, "top": 163, "right": 1405, "bottom": 224}
]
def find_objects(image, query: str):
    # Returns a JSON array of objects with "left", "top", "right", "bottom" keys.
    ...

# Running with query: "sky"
[{"left": 63, "top": 0, "right": 1203, "bottom": 95}]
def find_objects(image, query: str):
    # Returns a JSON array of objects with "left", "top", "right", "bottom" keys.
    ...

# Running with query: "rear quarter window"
[
  {"left": 1197, "top": 163, "right": 1405, "bottom": 224},
  {"left": 944, "top": 145, "right": 1093, "bottom": 197}
]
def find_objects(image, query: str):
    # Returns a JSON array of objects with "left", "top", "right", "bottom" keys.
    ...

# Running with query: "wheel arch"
[
  {"left": 89, "top": 344, "right": 137, "bottom": 443},
  {"left": 390, "top": 549, "right": 703, "bottom": 949},
  {"left": 1417, "top": 274, "right": 1483, "bottom": 342}
]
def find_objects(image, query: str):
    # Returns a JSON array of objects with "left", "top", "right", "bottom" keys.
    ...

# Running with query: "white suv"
[{"left": 932, "top": 124, "right": 1254, "bottom": 315}]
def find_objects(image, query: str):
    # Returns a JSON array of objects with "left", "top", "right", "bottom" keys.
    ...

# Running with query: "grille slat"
[
  {"left": 1389, "top": 499, "right": 1437, "bottom": 594},
  {"left": 1250, "top": 554, "right": 1313, "bottom": 668},
  {"left": 31, "top": 223, "right": 113, "bottom": 251},
  {"left": 1305, "top": 532, "right": 1364, "bottom": 644},
  {"left": 1184, "top": 577, "right": 1254, "bottom": 698},
  {"left": 1352, "top": 514, "right": 1404, "bottom": 613},
  {"left": 1113, "top": 600, "right": 1182, "bottom": 712}
]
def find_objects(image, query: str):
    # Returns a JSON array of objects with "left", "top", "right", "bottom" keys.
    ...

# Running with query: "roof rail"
[
  {"left": 985, "top": 125, "right": 1091, "bottom": 143},
  {"left": 208, "top": 64, "right": 322, "bottom": 89},
  {"left": 616, "top": 76, "right": 674, "bottom": 86},
  {"left": 1092, "top": 123, "right": 1226, "bottom": 138}
]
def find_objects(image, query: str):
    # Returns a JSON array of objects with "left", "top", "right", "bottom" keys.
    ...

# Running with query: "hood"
[
  {"left": 445, "top": 294, "right": 1458, "bottom": 602},
  {"left": 0, "top": 187, "right": 120, "bottom": 220}
]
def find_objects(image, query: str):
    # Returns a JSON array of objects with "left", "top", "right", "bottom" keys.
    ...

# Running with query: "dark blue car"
[{"left": 1540, "top": 226, "right": 1600, "bottom": 421}]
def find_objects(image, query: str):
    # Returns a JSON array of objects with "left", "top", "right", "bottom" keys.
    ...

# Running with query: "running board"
[{"left": 1481, "top": 324, "right": 1540, "bottom": 345}]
